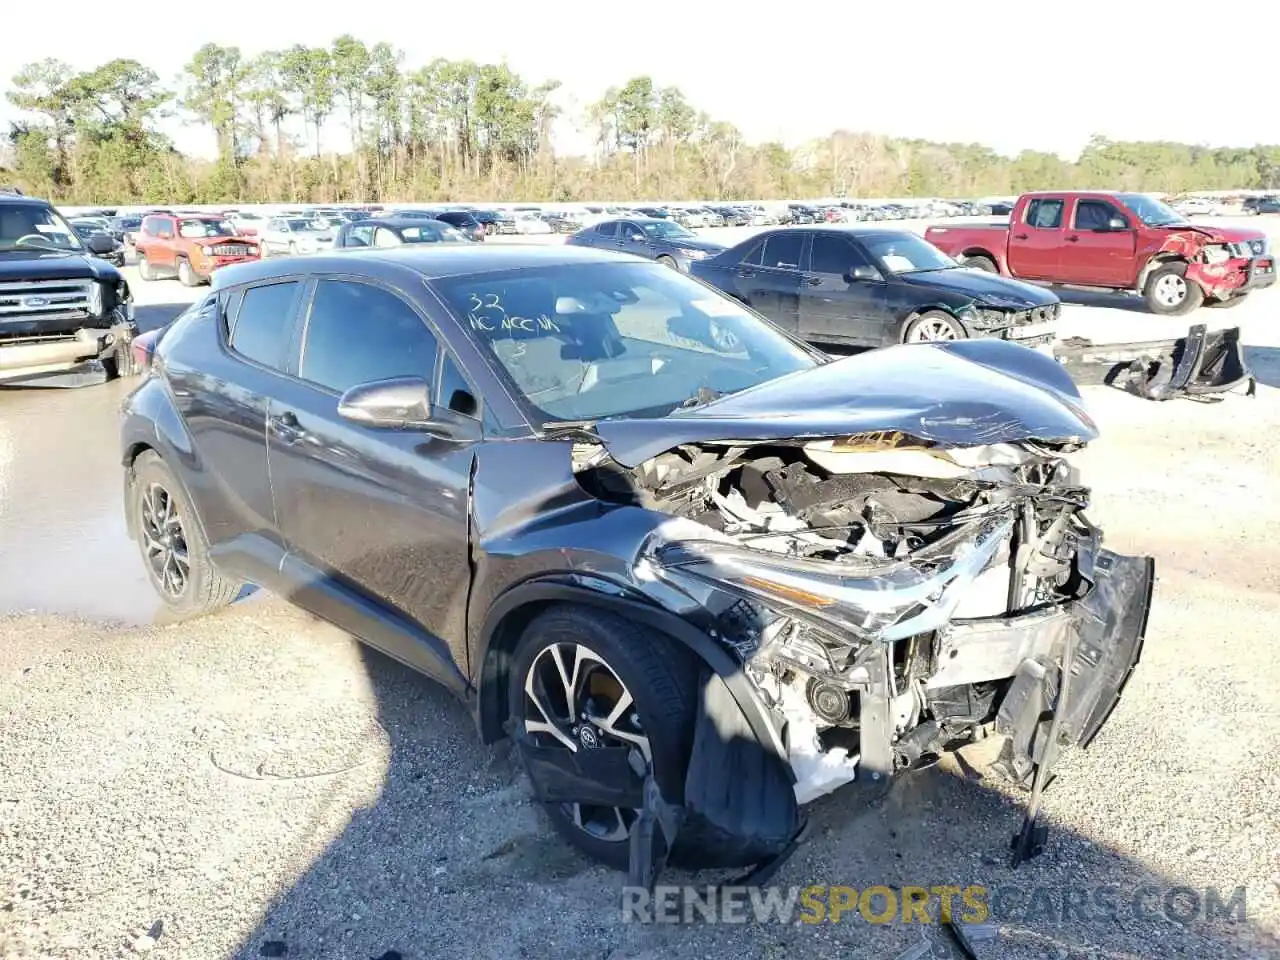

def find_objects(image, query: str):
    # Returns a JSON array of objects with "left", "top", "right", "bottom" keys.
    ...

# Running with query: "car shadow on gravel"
[
  {"left": 226, "top": 641, "right": 1278, "bottom": 960},
  {"left": 1244, "top": 345, "right": 1280, "bottom": 388}
]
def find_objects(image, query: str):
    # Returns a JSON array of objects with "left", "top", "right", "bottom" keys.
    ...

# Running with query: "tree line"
[{"left": 6, "top": 39, "right": 1280, "bottom": 206}]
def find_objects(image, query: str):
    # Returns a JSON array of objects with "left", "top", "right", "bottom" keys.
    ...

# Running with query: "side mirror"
[
  {"left": 849, "top": 264, "right": 882, "bottom": 281},
  {"left": 337, "top": 377, "right": 437, "bottom": 430},
  {"left": 627, "top": 232, "right": 645, "bottom": 242},
  {"left": 1106, "top": 217, "right": 1128, "bottom": 231},
  {"left": 87, "top": 235, "right": 115, "bottom": 254}
]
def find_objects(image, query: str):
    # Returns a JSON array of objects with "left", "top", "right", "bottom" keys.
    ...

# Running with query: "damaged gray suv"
[{"left": 120, "top": 246, "right": 1154, "bottom": 881}]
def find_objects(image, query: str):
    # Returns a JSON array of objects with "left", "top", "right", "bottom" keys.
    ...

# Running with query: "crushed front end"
[{"left": 587, "top": 431, "right": 1154, "bottom": 870}]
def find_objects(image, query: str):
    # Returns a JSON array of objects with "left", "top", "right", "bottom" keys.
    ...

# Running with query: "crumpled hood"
[
  {"left": 900, "top": 267, "right": 1059, "bottom": 308},
  {"left": 668, "top": 237, "right": 727, "bottom": 255},
  {"left": 0, "top": 249, "right": 121, "bottom": 283},
  {"left": 1161, "top": 223, "right": 1267, "bottom": 245},
  {"left": 588, "top": 338, "right": 1097, "bottom": 468}
]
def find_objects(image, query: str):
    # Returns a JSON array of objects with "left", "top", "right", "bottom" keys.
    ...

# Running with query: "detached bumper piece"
[
  {"left": 993, "top": 547, "right": 1155, "bottom": 866},
  {"left": 1055, "top": 324, "right": 1255, "bottom": 401}
]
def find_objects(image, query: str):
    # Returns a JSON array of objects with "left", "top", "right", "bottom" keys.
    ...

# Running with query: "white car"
[
  {"left": 1172, "top": 197, "right": 1228, "bottom": 217},
  {"left": 261, "top": 217, "right": 334, "bottom": 256},
  {"left": 225, "top": 210, "right": 267, "bottom": 238},
  {"left": 513, "top": 212, "right": 553, "bottom": 235}
]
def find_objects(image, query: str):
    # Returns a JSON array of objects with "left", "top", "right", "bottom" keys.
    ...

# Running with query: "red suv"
[{"left": 134, "top": 214, "right": 260, "bottom": 286}]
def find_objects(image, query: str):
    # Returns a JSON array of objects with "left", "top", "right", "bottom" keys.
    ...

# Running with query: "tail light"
[{"left": 130, "top": 327, "right": 164, "bottom": 374}]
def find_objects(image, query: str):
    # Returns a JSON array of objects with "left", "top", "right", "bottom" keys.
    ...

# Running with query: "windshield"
[
  {"left": 639, "top": 221, "right": 695, "bottom": 240},
  {"left": 1117, "top": 193, "right": 1188, "bottom": 227},
  {"left": 285, "top": 218, "right": 326, "bottom": 232},
  {"left": 433, "top": 261, "right": 815, "bottom": 423},
  {"left": 179, "top": 218, "right": 235, "bottom": 238},
  {"left": 0, "top": 204, "right": 84, "bottom": 253},
  {"left": 863, "top": 234, "right": 958, "bottom": 274}
]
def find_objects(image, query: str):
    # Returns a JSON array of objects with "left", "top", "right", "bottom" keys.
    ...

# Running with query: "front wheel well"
[{"left": 1137, "top": 254, "right": 1189, "bottom": 292}]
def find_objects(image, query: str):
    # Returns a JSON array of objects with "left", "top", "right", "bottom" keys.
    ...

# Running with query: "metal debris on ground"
[{"left": 1055, "top": 324, "right": 1255, "bottom": 400}]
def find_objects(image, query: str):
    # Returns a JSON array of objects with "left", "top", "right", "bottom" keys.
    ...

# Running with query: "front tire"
[
  {"left": 904, "top": 310, "right": 967, "bottom": 343},
  {"left": 136, "top": 255, "right": 154, "bottom": 281},
  {"left": 656, "top": 254, "right": 679, "bottom": 270},
  {"left": 129, "top": 451, "right": 242, "bottom": 619},
  {"left": 1143, "top": 262, "right": 1204, "bottom": 315},
  {"left": 509, "top": 606, "right": 698, "bottom": 870},
  {"left": 177, "top": 258, "right": 199, "bottom": 287}
]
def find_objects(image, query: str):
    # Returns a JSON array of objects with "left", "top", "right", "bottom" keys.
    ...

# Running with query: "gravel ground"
[{"left": 2, "top": 220, "right": 1279, "bottom": 959}]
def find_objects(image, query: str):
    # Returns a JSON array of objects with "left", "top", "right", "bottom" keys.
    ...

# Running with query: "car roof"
[{"left": 211, "top": 244, "right": 638, "bottom": 290}]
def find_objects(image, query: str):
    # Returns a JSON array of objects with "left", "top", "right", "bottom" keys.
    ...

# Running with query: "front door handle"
[
  {"left": 1064, "top": 234, "right": 1079, "bottom": 242},
  {"left": 805, "top": 276, "right": 823, "bottom": 286},
  {"left": 736, "top": 269, "right": 756, "bottom": 278},
  {"left": 1013, "top": 233, "right": 1029, "bottom": 240}
]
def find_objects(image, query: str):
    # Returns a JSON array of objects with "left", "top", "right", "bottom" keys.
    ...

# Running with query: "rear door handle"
[
  {"left": 736, "top": 269, "right": 756, "bottom": 278},
  {"left": 269, "top": 410, "right": 305, "bottom": 443},
  {"left": 805, "top": 276, "right": 823, "bottom": 285},
  {"left": 1014, "top": 233, "right": 1029, "bottom": 240},
  {"left": 1064, "top": 235, "right": 1079, "bottom": 242}
]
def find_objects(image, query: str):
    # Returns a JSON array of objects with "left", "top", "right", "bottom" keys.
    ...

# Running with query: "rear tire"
[
  {"left": 1143, "top": 262, "right": 1204, "bottom": 315},
  {"left": 508, "top": 605, "right": 698, "bottom": 870},
  {"left": 963, "top": 254, "right": 998, "bottom": 273},
  {"left": 129, "top": 451, "right": 242, "bottom": 620}
]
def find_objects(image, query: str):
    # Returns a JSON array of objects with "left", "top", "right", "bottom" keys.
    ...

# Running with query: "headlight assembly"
[
  {"left": 1203, "top": 244, "right": 1232, "bottom": 265},
  {"left": 649, "top": 513, "right": 1014, "bottom": 643}
]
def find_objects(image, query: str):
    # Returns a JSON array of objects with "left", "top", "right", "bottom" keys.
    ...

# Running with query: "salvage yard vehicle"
[
  {"left": 120, "top": 245, "right": 1153, "bottom": 881},
  {"left": 0, "top": 193, "right": 137, "bottom": 385},
  {"left": 134, "top": 213, "right": 260, "bottom": 286},
  {"left": 332, "top": 217, "right": 472, "bottom": 248},
  {"left": 691, "top": 227, "right": 1060, "bottom": 348},
  {"left": 924, "top": 191, "right": 1275, "bottom": 314},
  {"left": 259, "top": 217, "right": 335, "bottom": 257},
  {"left": 566, "top": 217, "right": 726, "bottom": 272}
]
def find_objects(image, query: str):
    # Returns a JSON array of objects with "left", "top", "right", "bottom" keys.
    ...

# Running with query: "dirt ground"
[{"left": 2, "top": 222, "right": 1279, "bottom": 959}]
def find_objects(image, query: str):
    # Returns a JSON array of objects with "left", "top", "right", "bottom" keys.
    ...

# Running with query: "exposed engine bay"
[{"left": 574, "top": 429, "right": 1134, "bottom": 807}]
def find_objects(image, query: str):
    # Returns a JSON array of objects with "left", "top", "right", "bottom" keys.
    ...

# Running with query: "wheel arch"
[
  {"left": 472, "top": 580, "right": 790, "bottom": 775},
  {"left": 1137, "top": 253, "right": 1189, "bottom": 293},
  {"left": 896, "top": 302, "right": 970, "bottom": 343}
]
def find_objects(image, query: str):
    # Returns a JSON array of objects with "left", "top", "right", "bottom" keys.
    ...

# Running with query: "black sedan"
[
  {"left": 333, "top": 217, "right": 471, "bottom": 249},
  {"left": 566, "top": 217, "right": 726, "bottom": 272},
  {"left": 690, "top": 227, "right": 1060, "bottom": 348},
  {"left": 428, "top": 210, "right": 486, "bottom": 242}
]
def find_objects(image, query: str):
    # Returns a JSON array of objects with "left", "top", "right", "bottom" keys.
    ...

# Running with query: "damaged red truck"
[{"left": 925, "top": 192, "right": 1275, "bottom": 315}]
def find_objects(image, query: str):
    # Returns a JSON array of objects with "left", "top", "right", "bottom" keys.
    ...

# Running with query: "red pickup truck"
[{"left": 925, "top": 191, "right": 1274, "bottom": 314}]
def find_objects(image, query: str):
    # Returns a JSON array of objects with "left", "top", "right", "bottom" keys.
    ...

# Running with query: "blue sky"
[{"left": 4, "top": 0, "right": 1279, "bottom": 160}]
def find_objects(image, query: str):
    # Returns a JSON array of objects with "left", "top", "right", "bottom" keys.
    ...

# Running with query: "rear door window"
[
  {"left": 228, "top": 281, "right": 302, "bottom": 372},
  {"left": 761, "top": 232, "right": 804, "bottom": 270}
]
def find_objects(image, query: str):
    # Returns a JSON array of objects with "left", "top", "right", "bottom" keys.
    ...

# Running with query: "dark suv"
[
  {"left": 0, "top": 193, "right": 138, "bottom": 385},
  {"left": 121, "top": 246, "right": 1153, "bottom": 877}
]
